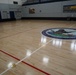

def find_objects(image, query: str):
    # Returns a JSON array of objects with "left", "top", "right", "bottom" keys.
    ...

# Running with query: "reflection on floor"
[{"left": 0, "top": 20, "right": 76, "bottom": 75}]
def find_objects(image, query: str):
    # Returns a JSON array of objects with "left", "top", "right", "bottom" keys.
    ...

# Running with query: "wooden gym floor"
[{"left": 0, "top": 20, "right": 76, "bottom": 75}]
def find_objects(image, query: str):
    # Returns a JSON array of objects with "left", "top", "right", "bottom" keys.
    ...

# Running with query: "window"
[{"left": 63, "top": 5, "right": 76, "bottom": 13}]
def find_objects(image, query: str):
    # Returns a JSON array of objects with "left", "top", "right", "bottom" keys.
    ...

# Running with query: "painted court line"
[
  {"left": 0, "top": 40, "right": 52, "bottom": 75},
  {"left": 0, "top": 50, "right": 50, "bottom": 75},
  {"left": 0, "top": 68, "right": 10, "bottom": 75}
]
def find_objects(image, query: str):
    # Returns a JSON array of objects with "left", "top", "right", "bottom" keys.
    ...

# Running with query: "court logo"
[{"left": 42, "top": 28, "right": 76, "bottom": 39}]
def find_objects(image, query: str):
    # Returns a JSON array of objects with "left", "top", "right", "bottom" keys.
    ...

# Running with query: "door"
[{"left": 10, "top": 11, "right": 15, "bottom": 20}]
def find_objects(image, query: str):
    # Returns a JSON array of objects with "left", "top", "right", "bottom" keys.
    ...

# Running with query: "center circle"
[{"left": 42, "top": 28, "right": 76, "bottom": 39}]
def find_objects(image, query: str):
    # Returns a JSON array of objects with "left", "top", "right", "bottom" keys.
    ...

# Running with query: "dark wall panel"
[{"left": 0, "top": 11, "right": 2, "bottom": 20}]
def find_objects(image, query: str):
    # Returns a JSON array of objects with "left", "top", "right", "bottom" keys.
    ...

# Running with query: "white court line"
[
  {"left": 68, "top": 21, "right": 76, "bottom": 28},
  {"left": 0, "top": 68, "right": 10, "bottom": 75},
  {"left": 0, "top": 39, "right": 53, "bottom": 75}
]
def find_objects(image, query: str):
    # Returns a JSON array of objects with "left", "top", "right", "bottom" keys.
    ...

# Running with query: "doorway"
[{"left": 10, "top": 11, "right": 15, "bottom": 20}]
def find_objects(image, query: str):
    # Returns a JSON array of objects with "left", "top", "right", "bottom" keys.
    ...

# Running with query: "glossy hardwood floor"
[{"left": 0, "top": 20, "right": 76, "bottom": 75}]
